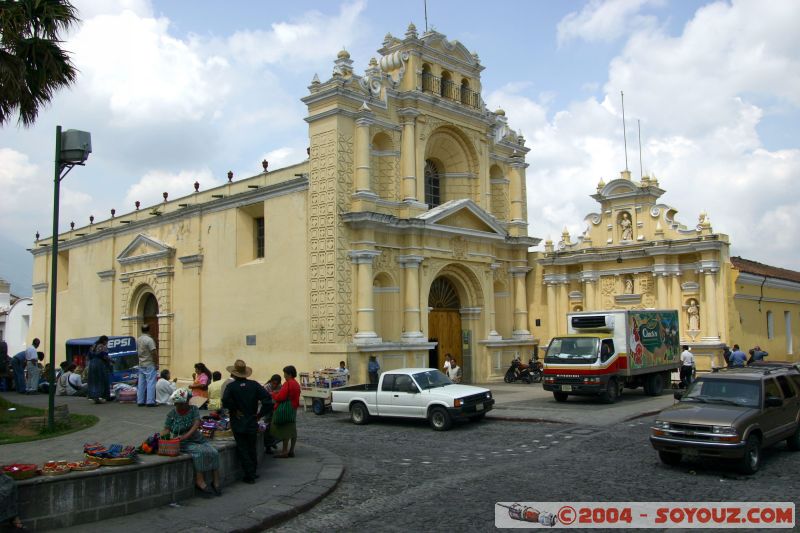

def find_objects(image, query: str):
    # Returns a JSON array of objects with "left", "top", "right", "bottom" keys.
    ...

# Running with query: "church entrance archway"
[
  {"left": 427, "top": 277, "right": 462, "bottom": 375},
  {"left": 138, "top": 292, "right": 160, "bottom": 366}
]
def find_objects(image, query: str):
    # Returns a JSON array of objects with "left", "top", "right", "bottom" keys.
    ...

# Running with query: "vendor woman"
[{"left": 162, "top": 387, "right": 221, "bottom": 497}]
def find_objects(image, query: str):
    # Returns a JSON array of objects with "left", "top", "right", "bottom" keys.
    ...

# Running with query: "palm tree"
[{"left": 0, "top": 0, "right": 79, "bottom": 127}]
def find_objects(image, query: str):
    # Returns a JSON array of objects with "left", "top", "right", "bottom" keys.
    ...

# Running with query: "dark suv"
[{"left": 650, "top": 362, "right": 800, "bottom": 474}]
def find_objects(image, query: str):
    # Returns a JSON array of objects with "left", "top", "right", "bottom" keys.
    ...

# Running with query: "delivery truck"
[{"left": 542, "top": 310, "right": 680, "bottom": 403}]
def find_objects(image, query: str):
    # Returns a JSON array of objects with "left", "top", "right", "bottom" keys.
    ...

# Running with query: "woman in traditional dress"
[
  {"left": 87, "top": 335, "right": 111, "bottom": 404},
  {"left": 188, "top": 362, "right": 212, "bottom": 409},
  {"left": 0, "top": 473, "right": 24, "bottom": 529},
  {"left": 162, "top": 387, "right": 221, "bottom": 497},
  {"left": 269, "top": 365, "right": 301, "bottom": 458}
]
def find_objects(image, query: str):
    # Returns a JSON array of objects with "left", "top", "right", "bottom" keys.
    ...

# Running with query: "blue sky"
[{"left": 1, "top": 0, "right": 799, "bottom": 296}]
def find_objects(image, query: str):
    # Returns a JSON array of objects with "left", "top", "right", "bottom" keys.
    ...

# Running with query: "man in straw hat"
[{"left": 222, "top": 359, "right": 270, "bottom": 483}]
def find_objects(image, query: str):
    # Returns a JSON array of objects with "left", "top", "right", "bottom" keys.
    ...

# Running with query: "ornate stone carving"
[
  {"left": 451, "top": 236, "right": 467, "bottom": 259},
  {"left": 619, "top": 212, "right": 633, "bottom": 241},
  {"left": 686, "top": 299, "right": 700, "bottom": 331}
]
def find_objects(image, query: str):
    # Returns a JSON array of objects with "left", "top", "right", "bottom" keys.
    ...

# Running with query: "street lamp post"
[{"left": 48, "top": 125, "right": 91, "bottom": 430}]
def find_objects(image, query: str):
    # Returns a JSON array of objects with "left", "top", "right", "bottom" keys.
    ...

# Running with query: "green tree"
[{"left": 0, "top": 0, "right": 79, "bottom": 127}]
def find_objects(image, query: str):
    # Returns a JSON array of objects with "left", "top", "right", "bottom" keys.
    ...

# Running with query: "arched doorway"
[
  {"left": 427, "top": 277, "right": 461, "bottom": 373},
  {"left": 141, "top": 293, "right": 160, "bottom": 366}
]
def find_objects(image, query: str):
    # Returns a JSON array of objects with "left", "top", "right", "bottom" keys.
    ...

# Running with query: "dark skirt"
[
  {"left": 270, "top": 420, "right": 297, "bottom": 441},
  {"left": 87, "top": 358, "right": 110, "bottom": 400}
]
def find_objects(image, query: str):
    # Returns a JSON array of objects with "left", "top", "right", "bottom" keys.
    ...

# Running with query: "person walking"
[
  {"left": 136, "top": 324, "right": 158, "bottom": 407},
  {"left": 443, "top": 353, "right": 452, "bottom": 375},
  {"left": 270, "top": 365, "right": 301, "bottom": 459},
  {"left": 729, "top": 344, "right": 748, "bottom": 367},
  {"left": 10, "top": 350, "right": 26, "bottom": 394},
  {"left": 222, "top": 359, "right": 269, "bottom": 484},
  {"left": 447, "top": 357, "right": 463, "bottom": 383},
  {"left": 87, "top": 336, "right": 111, "bottom": 403},
  {"left": 679, "top": 345, "right": 694, "bottom": 388},
  {"left": 24, "top": 338, "right": 41, "bottom": 393},
  {"left": 367, "top": 355, "right": 380, "bottom": 385}
]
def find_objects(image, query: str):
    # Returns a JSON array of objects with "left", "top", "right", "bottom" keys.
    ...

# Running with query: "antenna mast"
[
  {"left": 637, "top": 119, "right": 644, "bottom": 181},
  {"left": 621, "top": 91, "right": 629, "bottom": 171},
  {"left": 424, "top": 0, "right": 428, "bottom": 32}
]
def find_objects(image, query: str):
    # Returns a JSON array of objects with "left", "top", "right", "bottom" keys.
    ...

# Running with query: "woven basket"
[
  {"left": 157, "top": 438, "right": 181, "bottom": 457},
  {"left": 2, "top": 466, "right": 38, "bottom": 481},
  {"left": 69, "top": 462, "right": 100, "bottom": 472},
  {"left": 85, "top": 454, "right": 134, "bottom": 466},
  {"left": 41, "top": 467, "right": 71, "bottom": 477}
]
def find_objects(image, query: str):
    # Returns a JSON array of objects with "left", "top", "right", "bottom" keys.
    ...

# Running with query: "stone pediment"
[
  {"left": 417, "top": 199, "right": 505, "bottom": 237},
  {"left": 420, "top": 31, "right": 480, "bottom": 68},
  {"left": 117, "top": 234, "right": 175, "bottom": 266}
]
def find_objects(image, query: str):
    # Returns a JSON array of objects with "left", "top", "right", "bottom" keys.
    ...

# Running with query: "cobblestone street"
[{"left": 276, "top": 410, "right": 800, "bottom": 532}]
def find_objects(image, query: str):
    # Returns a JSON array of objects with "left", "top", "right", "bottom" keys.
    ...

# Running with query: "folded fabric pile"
[{"left": 84, "top": 442, "right": 137, "bottom": 459}]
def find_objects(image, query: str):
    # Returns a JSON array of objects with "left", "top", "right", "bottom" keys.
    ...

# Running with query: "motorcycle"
[{"left": 503, "top": 354, "right": 544, "bottom": 384}]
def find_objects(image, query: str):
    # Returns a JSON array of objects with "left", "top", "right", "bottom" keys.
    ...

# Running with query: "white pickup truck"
[{"left": 331, "top": 368, "right": 495, "bottom": 431}]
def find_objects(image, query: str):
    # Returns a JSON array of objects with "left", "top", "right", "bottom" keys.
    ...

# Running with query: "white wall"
[{"left": 5, "top": 298, "right": 33, "bottom": 355}]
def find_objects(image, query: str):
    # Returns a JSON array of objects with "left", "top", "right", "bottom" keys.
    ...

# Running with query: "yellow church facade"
[
  {"left": 528, "top": 170, "right": 800, "bottom": 370},
  {"left": 30, "top": 25, "right": 540, "bottom": 383}
]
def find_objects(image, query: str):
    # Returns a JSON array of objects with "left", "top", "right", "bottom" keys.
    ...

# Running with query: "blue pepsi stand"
[{"left": 65, "top": 336, "right": 139, "bottom": 387}]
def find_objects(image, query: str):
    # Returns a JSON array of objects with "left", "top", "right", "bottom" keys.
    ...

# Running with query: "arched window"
[
  {"left": 421, "top": 64, "right": 433, "bottom": 92},
  {"left": 440, "top": 70, "right": 452, "bottom": 99},
  {"left": 460, "top": 79, "right": 470, "bottom": 105},
  {"left": 424, "top": 159, "right": 441, "bottom": 207}
]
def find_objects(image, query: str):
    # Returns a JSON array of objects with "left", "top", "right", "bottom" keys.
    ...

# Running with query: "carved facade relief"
[{"left": 618, "top": 211, "right": 633, "bottom": 241}]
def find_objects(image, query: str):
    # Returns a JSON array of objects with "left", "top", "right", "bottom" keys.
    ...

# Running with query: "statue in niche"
[
  {"left": 619, "top": 212, "right": 633, "bottom": 241},
  {"left": 687, "top": 299, "right": 700, "bottom": 331},
  {"left": 624, "top": 277, "right": 634, "bottom": 294}
]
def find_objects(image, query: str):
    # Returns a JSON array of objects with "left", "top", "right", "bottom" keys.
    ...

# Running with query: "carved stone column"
[
  {"left": 487, "top": 263, "right": 502, "bottom": 340},
  {"left": 656, "top": 274, "right": 668, "bottom": 308},
  {"left": 508, "top": 157, "right": 527, "bottom": 237},
  {"left": 670, "top": 274, "right": 682, "bottom": 313},
  {"left": 399, "top": 109, "right": 420, "bottom": 202},
  {"left": 510, "top": 266, "right": 532, "bottom": 339},
  {"left": 350, "top": 250, "right": 382, "bottom": 344},
  {"left": 546, "top": 281, "right": 557, "bottom": 339},
  {"left": 703, "top": 270, "right": 720, "bottom": 340},
  {"left": 398, "top": 255, "right": 424, "bottom": 342},
  {"left": 354, "top": 116, "right": 374, "bottom": 194},
  {"left": 584, "top": 280, "right": 595, "bottom": 309}
]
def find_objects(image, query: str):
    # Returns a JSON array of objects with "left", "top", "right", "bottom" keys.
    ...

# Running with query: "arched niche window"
[
  {"left": 424, "top": 159, "right": 441, "bottom": 207},
  {"left": 460, "top": 78, "right": 470, "bottom": 105},
  {"left": 440, "top": 70, "right": 452, "bottom": 99},
  {"left": 421, "top": 63, "right": 433, "bottom": 92}
]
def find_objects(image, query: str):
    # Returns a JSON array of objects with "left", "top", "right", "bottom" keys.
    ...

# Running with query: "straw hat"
[{"left": 226, "top": 359, "right": 252, "bottom": 379}]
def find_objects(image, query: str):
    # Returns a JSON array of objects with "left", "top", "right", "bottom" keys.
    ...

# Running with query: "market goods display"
[
  {"left": 2, "top": 464, "right": 38, "bottom": 481},
  {"left": 41, "top": 462, "right": 71, "bottom": 476},
  {"left": 83, "top": 443, "right": 137, "bottom": 466},
  {"left": 66, "top": 461, "right": 100, "bottom": 472}
]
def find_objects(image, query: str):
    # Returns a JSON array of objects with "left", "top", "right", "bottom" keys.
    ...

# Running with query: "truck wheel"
[
  {"left": 645, "top": 373, "right": 665, "bottom": 396},
  {"left": 738, "top": 434, "right": 761, "bottom": 474},
  {"left": 429, "top": 406, "right": 453, "bottom": 431},
  {"left": 658, "top": 451, "right": 682, "bottom": 466},
  {"left": 349, "top": 402, "right": 370, "bottom": 425},
  {"left": 600, "top": 378, "right": 619, "bottom": 404},
  {"left": 553, "top": 391, "right": 569, "bottom": 402},
  {"left": 312, "top": 398, "right": 325, "bottom": 415},
  {"left": 786, "top": 425, "right": 800, "bottom": 451}
]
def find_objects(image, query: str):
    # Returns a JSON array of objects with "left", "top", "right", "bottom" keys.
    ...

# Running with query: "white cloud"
[
  {"left": 504, "top": 0, "right": 800, "bottom": 269},
  {"left": 557, "top": 0, "right": 663, "bottom": 45},
  {"left": 261, "top": 147, "right": 306, "bottom": 170},
  {"left": 123, "top": 168, "right": 223, "bottom": 210}
]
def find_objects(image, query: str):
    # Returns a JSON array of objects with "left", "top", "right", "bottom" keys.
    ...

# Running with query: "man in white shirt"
[
  {"left": 137, "top": 325, "right": 158, "bottom": 406},
  {"left": 156, "top": 369, "right": 177, "bottom": 405},
  {"left": 680, "top": 345, "right": 695, "bottom": 388},
  {"left": 24, "top": 338, "right": 41, "bottom": 393},
  {"left": 447, "top": 358, "right": 463, "bottom": 384}
]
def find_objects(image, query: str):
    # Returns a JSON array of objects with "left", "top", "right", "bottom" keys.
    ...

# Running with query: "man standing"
[
  {"left": 729, "top": 344, "right": 748, "bottom": 367},
  {"left": 222, "top": 359, "right": 269, "bottom": 484},
  {"left": 749, "top": 345, "right": 768, "bottom": 364},
  {"left": 447, "top": 358, "right": 463, "bottom": 384},
  {"left": 679, "top": 345, "right": 694, "bottom": 388},
  {"left": 136, "top": 325, "right": 158, "bottom": 406},
  {"left": 11, "top": 350, "right": 26, "bottom": 394},
  {"left": 24, "top": 339, "right": 40, "bottom": 393}
]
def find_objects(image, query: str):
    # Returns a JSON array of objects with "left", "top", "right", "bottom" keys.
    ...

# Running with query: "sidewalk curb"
[
  {"left": 487, "top": 415, "right": 570, "bottom": 424},
  {"left": 234, "top": 445, "right": 345, "bottom": 532}
]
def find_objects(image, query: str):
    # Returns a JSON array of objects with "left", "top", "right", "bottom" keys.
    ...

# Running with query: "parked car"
[
  {"left": 331, "top": 368, "right": 494, "bottom": 431},
  {"left": 650, "top": 362, "right": 800, "bottom": 474}
]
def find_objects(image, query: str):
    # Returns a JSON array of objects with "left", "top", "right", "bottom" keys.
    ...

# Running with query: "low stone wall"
[{"left": 17, "top": 435, "right": 263, "bottom": 531}]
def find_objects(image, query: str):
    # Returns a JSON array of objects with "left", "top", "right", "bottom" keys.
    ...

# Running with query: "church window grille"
[{"left": 424, "top": 159, "right": 441, "bottom": 207}]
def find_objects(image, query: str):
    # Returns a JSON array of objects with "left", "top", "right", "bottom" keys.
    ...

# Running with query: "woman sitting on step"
[{"left": 162, "top": 387, "right": 221, "bottom": 498}]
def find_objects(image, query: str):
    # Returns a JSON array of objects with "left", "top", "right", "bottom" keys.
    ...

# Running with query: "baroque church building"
[
  {"left": 30, "top": 25, "right": 800, "bottom": 382},
  {"left": 30, "top": 25, "right": 539, "bottom": 383}
]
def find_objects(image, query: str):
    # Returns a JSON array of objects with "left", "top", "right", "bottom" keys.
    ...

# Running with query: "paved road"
[{"left": 274, "top": 411, "right": 800, "bottom": 532}]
